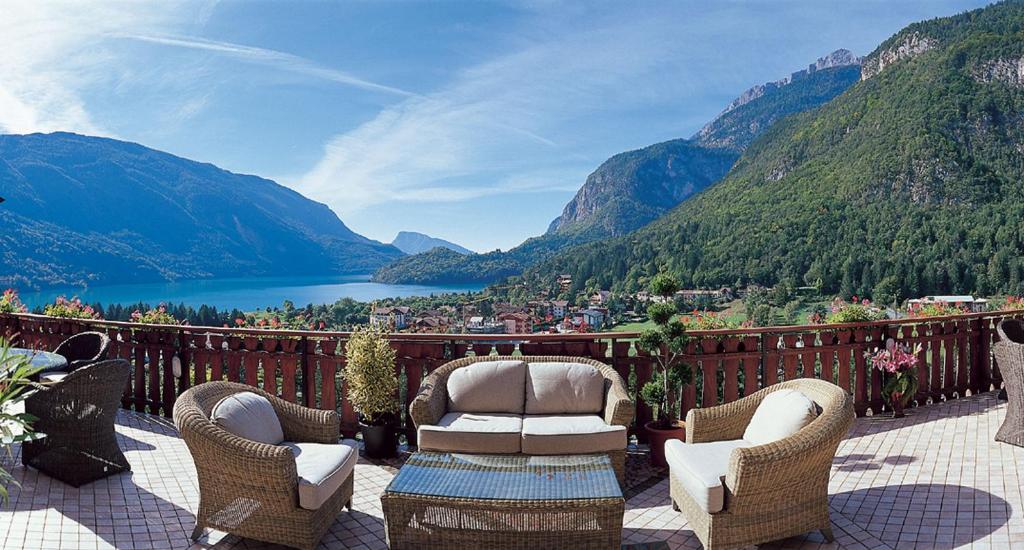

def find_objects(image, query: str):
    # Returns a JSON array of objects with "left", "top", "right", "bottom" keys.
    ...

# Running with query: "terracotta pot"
[
  {"left": 891, "top": 396, "right": 905, "bottom": 418},
  {"left": 645, "top": 420, "right": 686, "bottom": 467}
]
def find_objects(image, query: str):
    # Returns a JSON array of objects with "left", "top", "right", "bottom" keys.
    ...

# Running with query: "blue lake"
[{"left": 18, "top": 275, "right": 486, "bottom": 311}]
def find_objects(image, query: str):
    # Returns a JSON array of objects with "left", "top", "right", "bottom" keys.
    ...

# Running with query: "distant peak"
[{"left": 715, "top": 49, "right": 863, "bottom": 118}]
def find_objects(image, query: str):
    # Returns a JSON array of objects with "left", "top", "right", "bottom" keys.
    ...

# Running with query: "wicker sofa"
[
  {"left": 668, "top": 379, "right": 854, "bottom": 549},
  {"left": 173, "top": 382, "right": 354, "bottom": 550},
  {"left": 409, "top": 355, "right": 634, "bottom": 483}
]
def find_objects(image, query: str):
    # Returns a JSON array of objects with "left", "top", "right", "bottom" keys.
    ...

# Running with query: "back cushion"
[
  {"left": 212, "top": 392, "right": 285, "bottom": 445},
  {"left": 447, "top": 360, "right": 527, "bottom": 414},
  {"left": 525, "top": 362, "right": 606, "bottom": 415},
  {"left": 743, "top": 388, "right": 818, "bottom": 446}
]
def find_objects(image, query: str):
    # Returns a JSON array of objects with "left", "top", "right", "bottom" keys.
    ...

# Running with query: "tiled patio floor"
[{"left": 2, "top": 391, "right": 1023, "bottom": 549}]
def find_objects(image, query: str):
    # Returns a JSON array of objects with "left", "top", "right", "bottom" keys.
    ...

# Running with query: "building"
[
  {"left": 908, "top": 295, "right": 989, "bottom": 313},
  {"left": 557, "top": 274, "right": 573, "bottom": 292},
  {"left": 370, "top": 306, "right": 411, "bottom": 329},
  {"left": 589, "top": 290, "right": 612, "bottom": 305},
  {"left": 551, "top": 300, "right": 569, "bottom": 318},
  {"left": 577, "top": 308, "right": 606, "bottom": 330},
  {"left": 498, "top": 312, "right": 531, "bottom": 334}
]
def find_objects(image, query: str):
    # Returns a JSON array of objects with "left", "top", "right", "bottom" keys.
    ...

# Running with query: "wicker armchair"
[
  {"left": 173, "top": 382, "right": 351, "bottom": 550},
  {"left": 995, "top": 319, "right": 1024, "bottom": 446},
  {"left": 53, "top": 331, "right": 111, "bottom": 371},
  {"left": 409, "top": 355, "right": 634, "bottom": 482},
  {"left": 21, "top": 359, "right": 131, "bottom": 487},
  {"left": 671, "top": 379, "right": 854, "bottom": 549}
]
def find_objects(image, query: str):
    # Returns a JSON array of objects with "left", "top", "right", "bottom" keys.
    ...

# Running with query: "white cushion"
[
  {"left": 521, "top": 414, "right": 626, "bottom": 454},
  {"left": 447, "top": 360, "right": 526, "bottom": 414},
  {"left": 40, "top": 371, "right": 69, "bottom": 383},
  {"left": 524, "top": 362, "right": 606, "bottom": 414},
  {"left": 666, "top": 439, "right": 751, "bottom": 513},
  {"left": 418, "top": 412, "right": 523, "bottom": 453},
  {"left": 211, "top": 392, "right": 285, "bottom": 445},
  {"left": 743, "top": 388, "right": 818, "bottom": 446},
  {"left": 283, "top": 441, "right": 356, "bottom": 510}
]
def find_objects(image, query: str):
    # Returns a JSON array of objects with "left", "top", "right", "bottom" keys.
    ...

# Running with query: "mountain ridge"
[
  {"left": 525, "top": 0, "right": 1024, "bottom": 300},
  {"left": 391, "top": 231, "right": 473, "bottom": 255},
  {"left": 373, "top": 50, "right": 863, "bottom": 285},
  {"left": 0, "top": 132, "right": 403, "bottom": 288}
]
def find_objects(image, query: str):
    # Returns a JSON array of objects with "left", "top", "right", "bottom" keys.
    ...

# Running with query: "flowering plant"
[
  {"left": 0, "top": 289, "right": 26, "bottom": 314},
  {"left": 130, "top": 304, "right": 178, "bottom": 325},
  {"left": 906, "top": 301, "right": 968, "bottom": 318},
  {"left": 680, "top": 310, "right": 738, "bottom": 331},
  {"left": 867, "top": 339, "right": 921, "bottom": 416},
  {"left": 1001, "top": 296, "right": 1024, "bottom": 311},
  {"left": 43, "top": 296, "right": 100, "bottom": 319},
  {"left": 827, "top": 296, "right": 886, "bottom": 323}
]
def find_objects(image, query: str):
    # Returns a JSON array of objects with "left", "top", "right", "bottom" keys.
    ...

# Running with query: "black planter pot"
[{"left": 359, "top": 419, "right": 398, "bottom": 459}]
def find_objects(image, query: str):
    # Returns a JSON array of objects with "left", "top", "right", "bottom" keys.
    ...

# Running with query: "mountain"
[
  {"left": 0, "top": 132, "right": 403, "bottom": 288},
  {"left": 372, "top": 51, "right": 861, "bottom": 285},
  {"left": 547, "top": 50, "right": 862, "bottom": 238},
  {"left": 526, "top": 1, "right": 1024, "bottom": 300},
  {"left": 391, "top": 231, "right": 473, "bottom": 255}
]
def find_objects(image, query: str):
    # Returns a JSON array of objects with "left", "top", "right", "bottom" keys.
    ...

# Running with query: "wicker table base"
[{"left": 382, "top": 453, "right": 625, "bottom": 549}]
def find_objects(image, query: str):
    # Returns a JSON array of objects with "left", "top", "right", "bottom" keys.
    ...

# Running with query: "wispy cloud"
[
  {"left": 293, "top": 13, "right": 681, "bottom": 217},
  {"left": 120, "top": 33, "right": 416, "bottom": 98}
]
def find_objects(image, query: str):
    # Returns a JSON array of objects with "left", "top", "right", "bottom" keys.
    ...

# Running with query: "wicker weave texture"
[
  {"left": 995, "top": 320, "right": 1024, "bottom": 446},
  {"left": 674, "top": 378, "right": 854, "bottom": 549},
  {"left": 21, "top": 359, "right": 132, "bottom": 487},
  {"left": 173, "top": 381, "right": 350, "bottom": 550},
  {"left": 53, "top": 331, "right": 110, "bottom": 371},
  {"left": 382, "top": 451, "right": 624, "bottom": 549}
]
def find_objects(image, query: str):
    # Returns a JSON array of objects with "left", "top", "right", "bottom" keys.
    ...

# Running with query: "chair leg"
[
  {"left": 821, "top": 526, "right": 835, "bottom": 543},
  {"left": 671, "top": 498, "right": 680, "bottom": 512},
  {"left": 191, "top": 524, "right": 205, "bottom": 541}
]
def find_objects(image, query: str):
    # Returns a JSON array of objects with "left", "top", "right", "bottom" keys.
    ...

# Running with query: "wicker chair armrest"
[
  {"left": 175, "top": 406, "right": 299, "bottom": 492},
  {"left": 410, "top": 369, "right": 448, "bottom": 428},
  {"left": 268, "top": 397, "right": 340, "bottom": 444},
  {"left": 685, "top": 395, "right": 761, "bottom": 443},
  {"left": 725, "top": 395, "right": 854, "bottom": 504},
  {"left": 603, "top": 377, "right": 634, "bottom": 427}
]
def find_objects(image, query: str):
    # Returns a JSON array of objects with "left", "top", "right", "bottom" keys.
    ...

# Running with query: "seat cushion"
[
  {"left": 39, "top": 371, "right": 69, "bottom": 383},
  {"left": 521, "top": 415, "right": 626, "bottom": 454},
  {"left": 524, "top": 362, "right": 606, "bottom": 414},
  {"left": 666, "top": 439, "right": 751, "bottom": 513},
  {"left": 743, "top": 388, "right": 818, "bottom": 446},
  {"left": 418, "top": 412, "right": 523, "bottom": 453},
  {"left": 211, "top": 392, "right": 285, "bottom": 445},
  {"left": 447, "top": 360, "right": 527, "bottom": 414},
  {"left": 283, "top": 441, "right": 357, "bottom": 510}
]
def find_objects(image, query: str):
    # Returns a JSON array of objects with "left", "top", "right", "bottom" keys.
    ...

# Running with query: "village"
[{"left": 369, "top": 274, "right": 996, "bottom": 335}]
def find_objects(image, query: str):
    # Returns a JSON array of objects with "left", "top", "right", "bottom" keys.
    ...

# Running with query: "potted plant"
[
  {"left": 1, "top": 339, "right": 44, "bottom": 505},
  {"left": 868, "top": 339, "right": 921, "bottom": 418},
  {"left": 343, "top": 326, "right": 400, "bottom": 458},
  {"left": 636, "top": 273, "right": 693, "bottom": 467}
]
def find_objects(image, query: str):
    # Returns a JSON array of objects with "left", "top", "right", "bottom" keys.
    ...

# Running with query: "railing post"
[{"left": 301, "top": 335, "right": 315, "bottom": 408}]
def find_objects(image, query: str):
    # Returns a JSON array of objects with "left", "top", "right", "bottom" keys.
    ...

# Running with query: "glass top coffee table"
[{"left": 382, "top": 452, "right": 624, "bottom": 549}]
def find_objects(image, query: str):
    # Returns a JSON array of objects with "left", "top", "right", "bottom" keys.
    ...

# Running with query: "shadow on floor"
[
  {"left": 830, "top": 483, "right": 1011, "bottom": 549},
  {"left": 833, "top": 453, "right": 918, "bottom": 471},
  {"left": 3, "top": 457, "right": 196, "bottom": 550},
  {"left": 847, "top": 390, "right": 1006, "bottom": 439}
]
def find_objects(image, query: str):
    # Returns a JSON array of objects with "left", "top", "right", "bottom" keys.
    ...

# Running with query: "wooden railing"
[{"left": 1, "top": 310, "right": 1020, "bottom": 445}]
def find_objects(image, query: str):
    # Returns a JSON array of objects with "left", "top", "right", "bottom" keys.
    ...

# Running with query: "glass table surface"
[{"left": 385, "top": 452, "right": 622, "bottom": 501}]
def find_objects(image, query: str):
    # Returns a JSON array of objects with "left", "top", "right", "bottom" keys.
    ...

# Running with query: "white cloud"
[
  {"left": 120, "top": 34, "right": 416, "bottom": 98},
  {"left": 292, "top": 14, "right": 681, "bottom": 216},
  {"left": 0, "top": 2, "right": 185, "bottom": 135}
]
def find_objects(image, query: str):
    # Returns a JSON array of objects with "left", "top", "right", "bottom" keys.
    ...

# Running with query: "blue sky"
[{"left": 0, "top": 0, "right": 992, "bottom": 252}]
